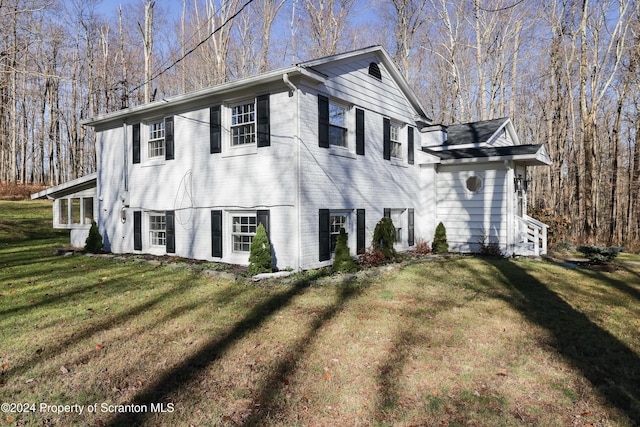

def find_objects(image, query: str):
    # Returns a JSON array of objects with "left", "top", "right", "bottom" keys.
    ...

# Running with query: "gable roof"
[
  {"left": 83, "top": 45, "right": 431, "bottom": 128},
  {"left": 297, "top": 46, "right": 431, "bottom": 124},
  {"left": 444, "top": 117, "right": 510, "bottom": 146}
]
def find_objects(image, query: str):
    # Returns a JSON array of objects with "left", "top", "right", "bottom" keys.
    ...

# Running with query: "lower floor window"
[
  {"left": 330, "top": 214, "right": 348, "bottom": 253},
  {"left": 390, "top": 209, "right": 405, "bottom": 244},
  {"left": 232, "top": 214, "right": 257, "bottom": 252},
  {"left": 149, "top": 214, "right": 166, "bottom": 246}
]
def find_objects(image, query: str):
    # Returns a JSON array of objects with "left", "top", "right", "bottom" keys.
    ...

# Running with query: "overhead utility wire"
[
  {"left": 476, "top": 0, "right": 525, "bottom": 12},
  {"left": 128, "top": 0, "right": 256, "bottom": 96},
  {"left": 150, "top": 0, "right": 236, "bottom": 79}
]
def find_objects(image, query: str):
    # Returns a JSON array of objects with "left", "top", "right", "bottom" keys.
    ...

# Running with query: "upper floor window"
[
  {"left": 231, "top": 101, "right": 256, "bottom": 146},
  {"left": 148, "top": 120, "right": 165, "bottom": 158},
  {"left": 390, "top": 124, "right": 402, "bottom": 159},
  {"left": 329, "top": 102, "right": 348, "bottom": 148}
]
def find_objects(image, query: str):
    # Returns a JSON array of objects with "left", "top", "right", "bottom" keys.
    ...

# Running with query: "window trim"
[
  {"left": 55, "top": 196, "right": 94, "bottom": 228},
  {"left": 230, "top": 100, "right": 257, "bottom": 147},
  {"left": 466, "top": 175, "right": 483, "bottom": 193},
  {"left": 147, "top": 119, "right": 166, "bottom": 159},
  {"left": 329, "top": 101, "right": 349, "bottom": 149},
  {"left": 149, "top": 212, "right": 167, "bottom": 247},
  {"left": 390, "top": 123, "right": 402, "bottom": 160}
]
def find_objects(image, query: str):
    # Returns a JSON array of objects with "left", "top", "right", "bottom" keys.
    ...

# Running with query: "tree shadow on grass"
[
  {"left": 486, "top": 259, "right": 640, "bottom": 424},
  {"left": 3, "top": 271, "right": 246, "bottom": 382},
  {"left": 240, "top": 277, "right": 363, "bottom": 426},
  {"left": 105, "top": 270, "right": 332, "bottom": 427}
]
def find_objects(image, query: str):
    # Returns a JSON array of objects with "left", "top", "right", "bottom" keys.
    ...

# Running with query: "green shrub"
[
  {"left": 84, "top": 221, "right": 103, "bottom": 254},
  {"left": 372, "top": 217, "right": 397, "bottom": 259},
  {"left": 332, "top": 228, "right": 357, "bottom": 273},
  {"left": 432, "top": 222, "right": 449, "bottom": 254},
  {"left": 248, "top": 223, "right": 272, "bottom": 276},
  {"left": 577, "top": 245, "right": 623, "bottom": 264}
]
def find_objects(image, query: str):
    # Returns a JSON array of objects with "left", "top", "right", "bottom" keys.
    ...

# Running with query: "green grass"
[{"left": 1, "top": 200, "right": 639, "bottom": 426}]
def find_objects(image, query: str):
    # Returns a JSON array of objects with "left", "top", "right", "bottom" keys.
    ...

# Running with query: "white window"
[
  {"left": 83, "top": 198, "right": 94, "bottom": 224},
  {"left": 329, "top": 102, "right": 348, "bottom": 147},
  {"left": 148, "top": 120, "right": 165, "bottom": 158},
  {"left": 149, "top": 213, "right": 166, "bottom": 246},
  {"left": 466, "top": 176, "right": 483, "bottom": 193},
  {"left": 330, "top": 213, "right": 348, "bottom": 254},
  {"left": 390, "top": 124, "right": 402, "bottom": 159},
  {"left": 231, "top": 101, "right": 256, "bottom": 146},
  {"left": 391, "top": 210, "right": 404, "bottom": 244},
  {"left": 56, "top": 197, "right": 94, "bottom": 226},
  {"left": 232, "top": 214, "right": 257, "bottom": 252},
  {"left": 59, "top": 199, "right": 69, "bottom": 224}
]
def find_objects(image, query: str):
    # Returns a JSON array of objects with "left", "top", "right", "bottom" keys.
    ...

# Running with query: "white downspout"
[{"left": 284, "top": 73, "right": 301, "bottom": 271}]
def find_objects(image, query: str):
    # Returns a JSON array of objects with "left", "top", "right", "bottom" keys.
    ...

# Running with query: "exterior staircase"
[{"left": 514, "top": 215, "right": 548, "bottom": 256}]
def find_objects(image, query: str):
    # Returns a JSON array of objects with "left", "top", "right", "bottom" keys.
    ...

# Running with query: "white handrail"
[{"left": 515, "top": 215, "right": 548, "bottom": 256}]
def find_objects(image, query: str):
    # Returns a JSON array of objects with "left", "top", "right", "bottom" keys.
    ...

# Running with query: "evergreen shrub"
[
  {"left": 248, "top": 223, "right": 272, "bottom": 276},
  {"left": 372, "top": 217, "right": 397, "bottom": 259},
  {"left": 84, "top": 221, "right": 103, "bottom": 254},
  {"left": 432, "top": 222, "right": 449, "bottom": 254},
  {"left": 332, "top": 228, "right": 357, "bottom": 273}
]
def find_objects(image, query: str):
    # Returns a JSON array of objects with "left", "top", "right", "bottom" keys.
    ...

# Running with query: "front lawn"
[{"left": 1, "top": 201, "right": 639, "bottom": 426}]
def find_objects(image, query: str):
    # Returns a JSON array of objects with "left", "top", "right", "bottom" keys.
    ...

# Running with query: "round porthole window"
[{"left": 466, "top": 176, "right": 482, "bottom": 192}]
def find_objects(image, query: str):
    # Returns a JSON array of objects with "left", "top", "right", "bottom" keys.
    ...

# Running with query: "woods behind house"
[{"left": 1, "top": 0, "right": 639, "bottom": 247}]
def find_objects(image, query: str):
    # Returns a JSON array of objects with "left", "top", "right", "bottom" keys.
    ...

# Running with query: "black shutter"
[
  {"left": 408, "top": 208, "right": 415, "bottom": 246},
  {"left": 356, "top": 108, "right": 365, "bottom": 155},
  {"left": 384, "top": 208, "right": 391, "bottom": 218},
  {"left": 132, "top": 123, "right": 141, "bottom": 164},
  {"left": 318, "top": 95, "right": 330, "bottom": 148},
  {"left": 166, "top": 210, "right": 175, "bottom": 253},
  {"left": 408, "top": 126, "right": 414, "bottom": 165},
  {"left": 357, "top": 209, "right": 366, "bottom": 254},
  {"left": 210, "top": 105, "right": 221, "bottom": 154},
  {"left": 133, "top": 211, "right": 142, "bottom": 250},
  {"left": 211, "top": 210, "right": 223, "bottom": 258},
  {"left": 319, "top": 209, "right": 330, "bottom": 261},
  {"left": 165, "top": 116, "right": 174, "bottom": 160},
  {"left": 383, "top": 118, "right": 391, "bottom": 160},
  {"left": 257, "top": 94, "right": 270, "bottom": 147},
  {"left": 257, "top": 210, "right": 270, "bottom": 236}
]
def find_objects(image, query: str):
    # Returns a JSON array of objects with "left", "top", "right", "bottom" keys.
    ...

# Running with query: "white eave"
[
  {"left": 31, "top": 173, "right": 97, "bottom": 200},
  {"left": 82, "top": 65, "right": 324, "bottom": 128}
]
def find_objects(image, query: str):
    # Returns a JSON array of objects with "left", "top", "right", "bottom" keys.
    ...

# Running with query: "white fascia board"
[
  {"left": 82, "top": 66, "right": 302, "bottom": 127},
  {"left": 31, "top": 173, "right": 98, "bottom": 200},
  {"left": 439, "top": 151, "right": 551, "bottom": 166}
]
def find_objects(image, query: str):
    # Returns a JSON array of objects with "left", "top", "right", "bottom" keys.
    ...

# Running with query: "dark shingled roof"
[
  {"left": 424, "top": 144, "right": 544, "bottom": 161},
  {"left": 444, "top": 117, "right": 508, "bottom": 146}
]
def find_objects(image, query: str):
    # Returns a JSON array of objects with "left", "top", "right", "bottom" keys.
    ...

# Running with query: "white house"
[{"left": 32, "top": 46, "right": 551, "bottom": 270}]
